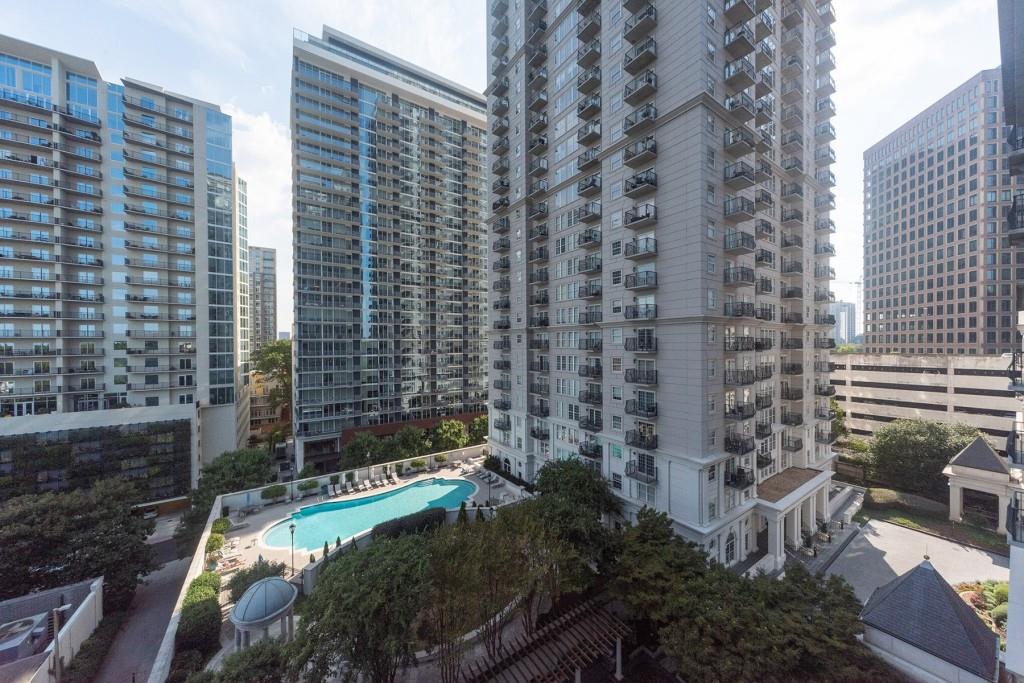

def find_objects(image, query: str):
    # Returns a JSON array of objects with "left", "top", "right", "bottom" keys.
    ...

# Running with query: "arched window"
[{"left": 725, "top": 531, "right": 736, "bottom": 564}]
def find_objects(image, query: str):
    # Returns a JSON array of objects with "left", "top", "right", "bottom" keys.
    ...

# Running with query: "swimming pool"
[{"left": 263, "top": 478, "right": 477, "bottom": 550}]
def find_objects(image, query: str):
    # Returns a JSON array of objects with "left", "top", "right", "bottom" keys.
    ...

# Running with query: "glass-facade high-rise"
[
  {"left": 291, "top": 27, "right": 487, "bottom": 471},
  {"left": 248, "top": 245, "right": 276, "bottom": 353},
  {"left": 0, "top": 34, "right": 246, "bottom": 497}
]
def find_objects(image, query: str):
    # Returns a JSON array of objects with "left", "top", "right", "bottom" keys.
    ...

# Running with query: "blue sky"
[{"left": 3, "top": 0, "right": 1001, "bottom": 333}]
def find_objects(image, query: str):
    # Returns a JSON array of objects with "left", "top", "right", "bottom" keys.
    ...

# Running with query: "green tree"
[
  {"left": 175, "top": 448, "right": 272, "bottom": 555},
  {"left": 340, "top": 431, "right": 384, "bottom": 470},
  {"left": 392, "top": 426, "right": 430, "bottom": 459},
  {"left": 287, "top": 535, "right": 428, "bottom": 682},
  {"left": 869, "top": 419, "right": 980, "bottom": 499},
  {"left": 216, "top": 638, "right": 285, "bottom": 683},
  {"left": 252, "top": 339, "right": 293, "bottom": 413},
  {"left": 534, "top": 458, "right": 620, "bottom": 517},
  {"left": 468, "top": 415, "right": 488, "bottom": 445},
  {"left": 834, "top": 343, "right": 861, "bottom": 354},
  {"left": 831, "top": 397, "right": 847, "bottom": 438},
  {"left": 421, "top": 525, "right": 477, "bottom": 682},
  {"left": 0, "top": 479, "right": 155, "bottom": 611},
  {"left": 431, "top": 419, "right": 469, "bottom": 452},
  {"left": 226, "top": 560, "right": 288, "bottom": 602}
]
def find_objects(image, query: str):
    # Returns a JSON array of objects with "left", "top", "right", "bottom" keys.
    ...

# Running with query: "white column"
[
  {"left": 808, "top": 494, "right": 817, "bottom": 533},
  {"left": 768, "top": 516, "right": 783, "bottom": 570},
  {"left": 234, "top": 628, "right": 242, "bottom": 652},
  {"left": 948, "top": 484, "right": 963, "bottom": 522},
  {"left": 999, "top": 495, "right": 1010, "bottom": 536}
]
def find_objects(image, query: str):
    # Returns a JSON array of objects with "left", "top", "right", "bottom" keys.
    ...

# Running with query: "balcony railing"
[
  {"left": 625, "top": 460, "right": 658, "bottom": 483},
  {"left": 625, "top": 399, "right": 657, "bottom": 418},
  {"left": 725, "top": 467, "right": 755, "bottom": 489},
  {"left": 725, "top": 434, "right": 755, "bottom": 455}
]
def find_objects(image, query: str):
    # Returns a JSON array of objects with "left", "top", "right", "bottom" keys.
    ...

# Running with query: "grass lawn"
[{"left": 858, "top": 505, "right": 1008, "bottom": 556}]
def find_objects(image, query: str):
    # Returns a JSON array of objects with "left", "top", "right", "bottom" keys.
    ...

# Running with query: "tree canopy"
[
  {"left": 467, "top": 415, "right": 488, "bottom": 445},
  {"left": 431, "top": 419, "right": 469, "bottom": 452},
  {"left": 869, "top": 419, "right": 980, "bottom": 499},
  {"left": 253, "top": 339, "right": 292, "bottom": 412},
  {"left": 0, "top": 478, "right": 154, "bottom": 611}
]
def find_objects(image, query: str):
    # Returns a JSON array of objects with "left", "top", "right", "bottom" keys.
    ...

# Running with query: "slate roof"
[
  {"left": 861, "top": 560, "right": 998, "bottom": 681},
  {"left": 949, "top": 436, "right": 1009, "bottom": 474}
]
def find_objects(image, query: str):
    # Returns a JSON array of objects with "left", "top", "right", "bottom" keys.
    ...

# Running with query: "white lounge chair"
[
  {"left": 390, "top": 472, "right": 400, "bottom": 485},
  {"left": 345, "top": 482, "right": 354, "bottom": 494},
  {"left": 363, "top": 479, "right": 372, "bottom": 491},
  {"left": 491, "top": 480, "right": 506, "bottom": 489}
]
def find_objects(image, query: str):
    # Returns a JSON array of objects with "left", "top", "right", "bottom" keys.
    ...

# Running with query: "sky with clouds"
[{"left": 2, "top": 0, "right": 1002, "bottom": 334}]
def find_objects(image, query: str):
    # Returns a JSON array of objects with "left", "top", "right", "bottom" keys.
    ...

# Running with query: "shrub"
[
  {"left": 372, "top": 506, "right": 446, "bottom": 539},
  {"left": 409, "top": 458, "right": 427, "bottom": 470},
  {"left": 434, "top": 454, "right": 448, "bottom": 464},
  {"left": 175, "top": 598, "right": 222, "bottom": 655},
  {"left": 62, "top": 611, "right": 126, "bottom": 683},
  {"left": 184, "top": 672, "right": 217, "bottom": 683},
  {"left": 167, "top": 649, "right": 203, "bottom": 683},
  {"left": 211, "top": 517, "right": 231, "bottom": 535},
  {"left": 985, "top": 581, "right": 1010, "bottom": 607},
  {"left": 297, "top": 480, "right": 319, "bottom": 492},
  {"left": 227, "top": 560, "right": 287, "bottom": 603},
  {"left": 992, "top": 602, "right": 1009, "bottom": 627},
  {"left": 865, "top": 488, "right": 947, "bottom": 516},
  {"left": 329, "top": 474, "right": 340, "bottom": 486},
  {"left": 204, "top": 533, "right": 224, "bottom": 555},
  {"left": 216, "top": 637, "right": 286, "bottom": 683},
  {"left": 260, "top": 484, "right": 287, "bottom": 501},
  {"left": 183, "top": 583, "right": 217, "bottom": 609},
  {"left": 191, "top": 571, "right": 221, "bottom": 594}
]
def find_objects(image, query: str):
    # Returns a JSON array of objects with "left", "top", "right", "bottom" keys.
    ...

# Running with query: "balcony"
[
  {"left": 816, "top": 218, "right": 836, "bottom": 233},
  {"left": 623, "top": 136, "right": 657, "bottom": 166},
  {"left": 579, "top": 416, "right": 603, "bottom": 433},
  {"left": 782, "top": 436, "right": 803, "bottom": 452},
  {"left": 530, "top": 426, "right": 551, "bottom": 442},
  {"left": 528, "top": 203, "right": 548, "bottom": 220},
  {"left": 529, "top": 403, "right": 550, "bottom": 418},
  {"left": 492, "top": 256, "right": 511, "bottom": 271},
  {"left": 528, "top": 180, "right": 549, "bottom": 198},
  {"left": 781, "top": 410, "right": 803, "bottom": 427},
  {"left": 724, "top": 24, "right": 756, "bottom": 58},
  {"left": 578, "top": 337, "right": 603, "bottom": 352},
  {"left": 725, "top": 467, "right": 755, "bottom": 489},
  {"left": 780, "top": 209, "right": 803, "bottom": 226},
  {"left": 623, "top": 103, "right": 657, "bottom": 136},
  {"left": 626, "top": 431, "right": 658, "bottom": 451},
  {"left": 815, "top": 145, "right": 836, "bottom": 166},
  {"left": 815, "top": 428, "right": 837, "bottom": 445},
  {"left": 725, "top": 92, "right": 755, "bottom": 122},
  {"left": 492, "top": 378, "right": 511, "bottom": 391},
  {"left": 624, "top": 4, "right": 657, "bottom": 42},
  {"left": 529, "top": 157, "right": 549, "bottom": 176},
  {"left": 624, "top": 70, "right": 657, "bottom": 105},
  {"left": 529, "top": 135, "right": 549, "bottom": 154},
  {"left": 724, "top": 127, "right": 755, "bottom": 155},
  {"left": 724, "top": 336, "right": 754, "bottom": 353},
  {"left": 491, "top": 0, "right": 508, "bottom": 18},
  {"left": 528, "top": 223, "right": 548, "bottom": 241},
  {"left": 493, "top": 359, "right": 511, "bottom": 371},
  {"left": 725, "top": 434, "right": 755, "bottom": 455},
  {"left": 528, "top": 45, "right": 547, "bottom": 67},
  {"left": 492, "top": 177, "right": 509, "bottom": 195},
  {"left": 1009, "top": 194, "right": 1024, "bottom": 243},
  {"left": 528, "top": 339, "right": 549, "bottom": 351},
  {"left": 530, "top": 291, "right": 550, "bottom": 305},
  {"left": 578, "top": 94, "right": 601, "bottom": 118},
  {"left": 815, "top": 383, "right": 836, "bottom": 397},
  {"left": 625, "top": 399, "right": 657, "bottom": 418},
  {"left": 579, "top": 202, "right": 602, "bottom": 222},
  {"left": 724, "top": 57, "right": 756, "bottom": 90},
  {"left": 577, "top": 120, "right": 601, "bottom": 145},
  {"left": 529, "top": 66, "right": 548, "bottom": 88},
  {"left": 492, "top": 116, "right": 509, "bottom": 135},
  {"left": 624, "top": 271, "right": 657, "bottom": 290},
  {"left": 816, "top": 50, "right": 836, "bottom": 73},
  {"left": 579, "top": 363, "right": 603, "bottom": 378},
  {"left": 577, "top": 68, "right": 602, "bottom": 96},
  {"left": 723, "top": 266, "right": 755, "bottom": 287},
  {"left": 724, "top": 161, "right": 755, "bottom": 189},
  {"left": 579, "top": 255, "right": 602, "bottom": 274},
  {"left": 814, "top": 337, "right": 837, "bottom": 349},
  {"left": 577, "top": 12, "right": 601, "bottom": 40},
  {"left": 724, "top": 196, "right": 755, "bottom": 222},
  {"left": 724, "top": 301, "right": 757, "bottom": 319},
  {"left": 725, "top": 402, "right": 756, "bottom": 421},
  {"left": 577, "top": 39, "right": 601, "bottom": 67},
  {"left": 625, "top": 368, "right": 657, "bottom": 385},
  {"left": 724, "top": 231, "right": 756, "bottom": 253},
  {"left": 578, "top": 228, "right": 601, "bottom": 248},
  {"left": 491, "top": 36, "right": 509, "bottom": 57},
  {"left": 493, "top": 414, "right": 511, "bottom": 431},
  {"left": 724, "top": 0, "right": 755, "bottom": 23},
  {"left": 624, "top": 237, "right": 657, "bottom": 259},
  {"left": 625, "top": 460, "right": 658, "bottom": 483},
  {"left": 725, "top": 369, "right": 755, "bottom": 386},
  {"left": 624, "top": 169, "right": 657, "bottom": 197},
  {"left": 579, "top": 439, "right": 603, "bottom": 460},
  {"left": 625, "top": 336, "right": 657, "bottom": 353},
  {"left": 578, "top": 389, "right": 603, "bottom": 406},
  {"left": 493, "top": 339, "right": 511, "bottom": 351},
  {"left": 624, "top": 304, "right": 657, "bottom": 320},
  {"left": 528, "top": 246, "right": 549, "bottom": 262},
  {"left": 623, "top": 38, "right": 657, "bottom": 74},
  {"left": 576, "top": 147, "right": 601, "bottom": 172},
  {"left": 578, "top": 173, "right": 602, "bottom": 197}
]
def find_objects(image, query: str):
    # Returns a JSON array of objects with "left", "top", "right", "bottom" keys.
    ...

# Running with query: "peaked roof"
[
  {"left": 861, "top": 560, "right": 998, "bottom": 680},
  {"left": 949, "top": 436, "right": 1009, "bottom": 474}
]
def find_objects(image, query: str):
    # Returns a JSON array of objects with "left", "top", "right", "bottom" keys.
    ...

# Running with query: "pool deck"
[{"left": 215, "top": 463, "right": 523, "bottom": 575}]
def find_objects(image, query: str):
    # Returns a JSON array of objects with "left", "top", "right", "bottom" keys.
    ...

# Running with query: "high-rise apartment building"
[
  {"left": 998, "top": 0, "right": 1024, "bottom": 677},
  {"left": 863, "top": 68, "right": 1022, "bottom": 356},
  {"left": 0, "top": 35, "right": 246, "bottom": 500},
  {"left": 248, "top": 245, "right": 276, "bottom": 353},
  {"left": 828, "top": 299, "right": 854, "bottom": 344},
  {"left": 486, "top": 0, "right": 837, "bottom": 571},
  {"left": 291, "top": 27, "right": 488, "bottom": 472}
]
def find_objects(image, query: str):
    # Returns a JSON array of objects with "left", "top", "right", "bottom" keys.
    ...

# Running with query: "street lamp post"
[
  {"left": 51, "top": 603, "right": 72, "bottom": 683},
  {"left": 289, "top": 523, "right": 296, "bottom": 577}
]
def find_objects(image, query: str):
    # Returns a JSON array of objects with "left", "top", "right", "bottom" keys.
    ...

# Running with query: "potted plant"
[
  {"left": 434, "top": 453, "right": 448, "bottom": 465},
  {"left": 297, "top": 480, "right": 319, "bottom": 498},
  {"left": 409, "top": 458, "right": 427, "bottom": 473},
  {"left": 329, "top": 474, "right": 340, "bottom": 495},
  {"left": 260, "top": 483, "right": 288, "bottom": 505}
]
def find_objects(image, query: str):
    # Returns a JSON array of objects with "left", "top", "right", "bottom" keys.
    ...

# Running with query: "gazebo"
[
  {"left": 228, "top": 576, "right": 298, "bottom": 651},
  {"left": 943, "top": 436, "right": 1012, "bottom": 534}
]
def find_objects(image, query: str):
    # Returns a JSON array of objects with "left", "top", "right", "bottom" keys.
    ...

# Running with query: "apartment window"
[
  {"left": 707, "top": 394, "right": 716, "bottom": 414},
  {"left": 707, "top": 360, "right": 716, "bottom": 378},
  {"left": 708, "top": 502, "right": 717, "bottom": 520},
  {"left": 612, "top": 415, "right": 622, "bottom": 430},
  {"left": 706, "top": 40, "right": 716, "bottom": 62},
  {"left": 705, "top": 185, "right": 715, "bottom": 204},
  {"left": 611, "top": 444, "right": 623, "bottom": 459},
  {"left": 612, "top": 357, "right": 623, "bottom": 372},
  {"left": 611, "top": 474, "right": 622, "bottom": 490},
  {"left": 611, "top": 240, "right": 621, "bottom": 256},
  {"left": 612, "top": 386, "right": 622, "bottom": 400},
  {"left": 612, "top": 270, "right": 622, "bottom": 285},
  {"left": 611, "top": 328, "right": 622, "bottom": 344},
  {"left": 707, "top": 221, "right": 716, "bottom": 239},
  {"left": 707, "top": 431, "right": 716, "bottom": 449},
  {"left": 706, "top": 255, "right": 716, "bottom": 273},
  {"left": 706, "top": 146, "right": 716, "bottom": 169},
  {"left": 706, "top": 325, "right": 716, "bottom": 343},
  {"left": 707, "top": 288, "right": 717, "bottom": 310}
]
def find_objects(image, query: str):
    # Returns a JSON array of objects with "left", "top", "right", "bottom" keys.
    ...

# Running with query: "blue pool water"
[{"left": 263, "top": 478, "right": 477, "bottom": 550}]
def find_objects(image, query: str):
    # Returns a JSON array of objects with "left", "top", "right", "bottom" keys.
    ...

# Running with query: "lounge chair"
[
  {"left": 491, "top": 480, "right": 505, "bottom": 489},
  {"left": 390, "top": 472, "right": 400, "bottom": 485},
  {"left": 375, "top": 475, "right": 385, "bottom": 487},
  {"left": 362, "top": 479, "right": 372, "bottom": 491},
  {"left": 345, "top": 482, "right": 354, "bottom": 494}
]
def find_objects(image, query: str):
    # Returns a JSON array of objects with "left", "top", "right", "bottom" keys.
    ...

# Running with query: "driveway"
[
  {"left": 93, "top": 557, "right": 191, "bottom": 683},
  {"left": 827, "top": 520, "right": 1009, "bottom": 603}
]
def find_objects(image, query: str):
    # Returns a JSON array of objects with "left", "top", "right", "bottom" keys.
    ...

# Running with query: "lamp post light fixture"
[{"left": 289, "top": 523, "right": 296, "bottom": 576}]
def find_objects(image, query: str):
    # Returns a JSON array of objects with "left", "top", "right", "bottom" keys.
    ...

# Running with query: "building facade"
[
  {"left": 0, "top": 35, "right": 246, "bottom": 495},
  {"left": 828, "top": 299, "right": 854, "bottom": 344},
  {"left": 248, "top": 245, "right": 276, "bottom": 353},
  {"left": 998, "top": 0, "right": 1024, "bottom": 677},
  {"left": 291, "top": 27, "right": 488, "bottom": 472},
  {"left": 863, "top": 68, "right": 1024, "bottom": 356},
  {"left": 486, "top": 0, "right": 837, "bottom": 571},
  {"left": 832, "top": 352, "right": 1019, "bottom": 442}
]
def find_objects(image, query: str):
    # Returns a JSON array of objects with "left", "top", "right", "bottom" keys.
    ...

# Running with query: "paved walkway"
[
  {"left": 94, "top": 557, "right": 191, "bottom": 683},
  {"left": 827, "top": 520, "right": 1009, "bottom": 603}
]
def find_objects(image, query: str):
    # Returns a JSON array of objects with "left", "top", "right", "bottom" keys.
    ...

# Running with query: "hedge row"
[
  {"left": 170, "top": 571, "right": 224, "bottom": 681},
  {"left": 62, "top": 611, "right": 126, "bottom": 683},
  {"left": 372, "top": 506, "right": 446, "bottom": 539}
]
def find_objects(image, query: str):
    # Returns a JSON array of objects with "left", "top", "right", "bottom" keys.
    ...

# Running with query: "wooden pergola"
[{"left": 462, "top": 599, "right": 631, "bottom": 682}]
